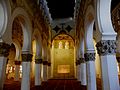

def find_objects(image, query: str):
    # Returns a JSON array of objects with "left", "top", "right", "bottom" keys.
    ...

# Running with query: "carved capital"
[
  {"left": 48, "top": 62, "right": 51, "bottom": 66},
  {"left": 43, "top": 61, "right": 48, "bottom": 65},
  {"left": 0, "top": 42, "right": 11, "bottom": 57},
  {"left": 22, "top": 54, "right": 33, "bottom": 62},
  {"left": 35, "top": 58, "right": 43, "bottom": 64},
  {"left": 76, "top": 60, "right": 81, "bottom": 65},
  {"left": 84, "top": 53, "right": 95, "bottom": 61},
  {"left": 116, "top": 57, "right": 120, "bottom": 63},
  {"left": 96, "top": 40, "right": 116, "bottom": 56},
  {"left": 79, "top": 58, "right": 85, "bottom": 63},
  {"left": 15, "top": 61, "right": 21, "bottom": 65}
]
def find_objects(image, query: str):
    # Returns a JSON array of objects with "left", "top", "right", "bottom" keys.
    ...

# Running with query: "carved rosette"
[
  {"left": 79, "top": 58, "right": 85, "bottom": 63},
  {"left": 84, "top": 53, "right": 95, "bottom": 61},
  {"left": 0, "top": 42, "right": 11, "bottom": 57},
  {"left": 35, "top": 58, "right": 43, "bottom": 64},
  {"left": 15, "top": 61, "right": 21, "bottom": 65},
  {"left": 43, "top": 61, "right": 48, "bottom": 65},
  {"left": 22, "top": 54, "right": 33, "bottom": 62},
  {"left": 96, "top": 40, "right": 116, "bottom": 56}
]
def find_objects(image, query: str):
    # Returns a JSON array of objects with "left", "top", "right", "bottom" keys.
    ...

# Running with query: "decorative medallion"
[{"left": 96, "top": 40, "right": 116, "bottom": 56}]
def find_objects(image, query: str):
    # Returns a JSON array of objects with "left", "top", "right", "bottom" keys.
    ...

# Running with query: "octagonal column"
[
  {"left": 84, "top": 52, "right": 96, "bottom": 90},
  {"left": 76, "top": 59, "right": 81, "bottom": 81},
  {"left": 79, "top": 58, "right": 86, "bottom": 85},
  {"left": 35, "top": 58, "right": 42, "bottom": 86},
  {"left": 21, "top": 53, "right": 32, "bottom": 90},
  {"left": 42, "top": 61, "right": 48, "bottom": 81},
  {"left": 47, "top": 62, "right": 51, "bottom": 79},
  {"left": 96, "top": 40, "right": 120, "bottom": 90},
  {"left": 0, "top": 42, "right": 10, "bottom": 90},
  {"left": 14, "top": 61, "right": 21, "bottom": 81}
]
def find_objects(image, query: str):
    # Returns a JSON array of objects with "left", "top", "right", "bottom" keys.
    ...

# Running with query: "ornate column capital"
[
  {"left": 79, "top": 58, "right": 85, "bottom": 63},
  {"left": 35, "top": 58, "right": 43, "bottom": 64},
  {"left": 116, "top": 57, "right": 120, "bottom": 63},
  {"left": 96, "top": 40, "right": 116, "bottom": 56},
  {"left": 22, "top": 54, "right": 33, "bottom": 62},
  {"left": 48, "top": 62, "right": 51, "bottom": 66},
  {"left": 15, "top": 61, "right": 21, "bottom": 65},
  {"left": 43, "top": 61, "right": 48, "bottom": 65},
  {"left": 0, "top": 42, "right": 10, "bottom": 57},
  {"left": 84, "top": 53, "right": 95, "bottom": 61},
  {"left": 76, "top": 60, "right": 81, "bottom": 65}
]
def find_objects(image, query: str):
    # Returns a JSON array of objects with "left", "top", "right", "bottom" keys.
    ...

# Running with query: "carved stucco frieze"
[
  {"left": 0, "top": 42, "right": 11, "bottom": 57},
  {"left": 22, "top": 54, "right": 33, "bottom": 62},
  {"left": 96, "top": 40, "right": 116, "bottom": 56},
  {"left": 84, "top": 53, "right": 95, "bottom": 61}
]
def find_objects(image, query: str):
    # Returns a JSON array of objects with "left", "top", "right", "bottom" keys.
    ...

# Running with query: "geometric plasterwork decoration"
[
  {"left": 65, "top": 25, "right": 72, "bottom": 32},
  {"left": 53, "top": 25, "right": 61, "bottom": 33}
]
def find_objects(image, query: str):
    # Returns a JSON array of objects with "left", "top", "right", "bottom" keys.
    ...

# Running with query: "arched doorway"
[{"left": 51, "top": 34, "right": 75, "bottom": 79}]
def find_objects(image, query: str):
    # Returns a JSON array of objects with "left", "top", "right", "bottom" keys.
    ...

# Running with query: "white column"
[
  {"left": 35, "top": 59, "right": 42, "bottom": 86},
  {"left": 47, "top": 62, "right": 51, "bottom": 79},
  {"left": 0, "top": 57, "right": 7, "bottom": 90},
  {"left": 76, "top": 60, "right": 81, "bottom": 81},
  {"left": 21, "top": 54, "right": 32, "bottom": 90},
  {"left": 96, "top": 40, "right": 120, "bottom": 90},
  {"left": 14, "top": 61, "right": 21, "bottom": 81},
  {"left": 84, "top": 52, "right": 96, "bottom": 90},
  {"left": 0, "top": 43, "right": 10, "bottom": 90},
  {"left": 14, "top": 65, "right": 20, "bottom": 81},
  {"left": 42, "top": 61, "right": 48, "bottom": 81},
  {"left": 80, "top": 58, "right": 87, "bottom": 85},
  {"left": 75, "top": 60, "right": 78, "bottom": 80}
]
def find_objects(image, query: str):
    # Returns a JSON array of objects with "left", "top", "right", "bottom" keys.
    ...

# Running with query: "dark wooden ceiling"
[
  {"left": 46, "top": 0, "right": 120, "bottom": 20},
  {"left": 46, "top": 0, "right": 75, "bottom": 19}
]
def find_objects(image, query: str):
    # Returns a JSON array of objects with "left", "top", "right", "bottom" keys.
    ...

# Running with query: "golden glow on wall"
[
  {"left": 58, "top": 65, "right": 70, "bottom": 73},
  {"left": 51, "top": 34, "right": 75, "bottom": 79},
  {"left": 32, "top": 40, "right": 36, "bottom": 78}
]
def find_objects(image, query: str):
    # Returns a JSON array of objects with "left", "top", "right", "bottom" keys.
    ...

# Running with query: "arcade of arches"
[{"left": 0, "top": 0, "right": 120, "bottom": 90}]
